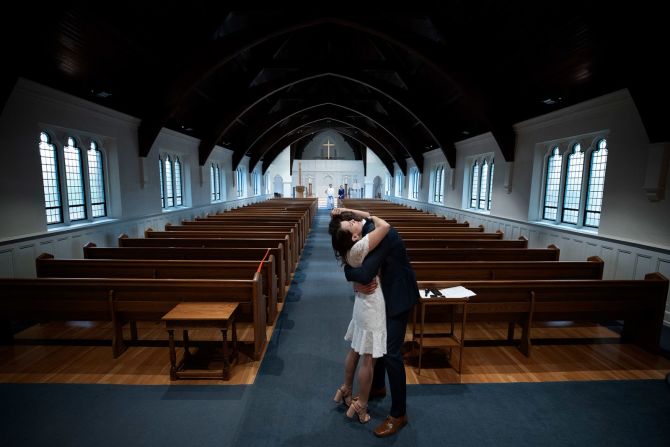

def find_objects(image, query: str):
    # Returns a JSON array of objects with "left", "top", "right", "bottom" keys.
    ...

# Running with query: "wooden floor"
[{"left": 2, "top": 312, "right": 668, "bottom": 385}]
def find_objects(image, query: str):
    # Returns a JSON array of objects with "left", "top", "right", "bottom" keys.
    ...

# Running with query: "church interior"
[{"left": 0, "top": 3, "right": 669, "bottom": 446}]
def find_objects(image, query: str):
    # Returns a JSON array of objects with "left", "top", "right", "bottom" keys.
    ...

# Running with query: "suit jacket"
[{"left": 344, "top": 220, "right": 419, "bottom": 317}]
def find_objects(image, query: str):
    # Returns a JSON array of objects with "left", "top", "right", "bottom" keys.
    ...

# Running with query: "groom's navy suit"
[{"left": 344, "top": 220, "right": 419, "bottom": 417}]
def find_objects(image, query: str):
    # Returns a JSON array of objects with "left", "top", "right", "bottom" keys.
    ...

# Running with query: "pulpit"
[{"left": 295, "top": 185, "right": 305, "bottom": 198}]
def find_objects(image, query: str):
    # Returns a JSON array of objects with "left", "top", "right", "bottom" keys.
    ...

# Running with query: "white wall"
[
  {"left": 398, "top": 89, "right": 670, "bottom": 325},
  {"left": 0, "top": 79, "right": 267, "bottom": 276}
]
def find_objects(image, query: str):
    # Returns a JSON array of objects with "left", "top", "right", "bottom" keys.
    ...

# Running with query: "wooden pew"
[
  {"left": 118, "top": 234, "right": 293, "bottom": 282},
  {"left": 400, "top": 231, "right": 504, "bottom": 240},
  {"left": 181, "top": 221, "right": 306, "bottom": 248},
  {"left": 394, "top": 225, "right": 484, "bottom": 233},
  {"left": 404, "top": 237, "right": 528, "bottom": 249},
  {"left": 209, "top": 211, "right": 310, "bottom": 240},
  {"left": 417, "top": 273, "right": 669, "bottom": 356},
  {"left": 406, "top": 245, "right": 560, "bottom": 261},
  {"left": 412, "top": 256, "right": 604, "bottom": 281},
  {"left": 0, "top": 275, "right": 267, "bottom": 360},
  {"left": 83, "top": 244, "right": 286, "bottom": 302},
  {"left": 36, "top": 253, "right": 278, "bottom": 324},
  {"left": 164, "top": 224, "right": 303, "bottom": 253},
  {"left": 148, "top": 228, "right": 298, "bottom": 267}
]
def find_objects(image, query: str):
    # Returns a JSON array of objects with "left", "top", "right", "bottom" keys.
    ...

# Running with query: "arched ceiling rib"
[{"left": 11, "top": 4, "right": 669, "bottom": 175}]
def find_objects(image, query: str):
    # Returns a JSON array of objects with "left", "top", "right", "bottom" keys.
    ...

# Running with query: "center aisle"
[
  {"left": 230, "top": 209, "right": 384, "bottom": 445},
  {"left": 3, "top": 209, "right": 669, "bottom": 446},
  {"left": 230, "top": 209, "right": 670, "bottom": 447}
]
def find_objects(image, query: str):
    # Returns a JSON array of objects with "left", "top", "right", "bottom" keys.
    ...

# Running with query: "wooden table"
[
  {"left": 413, "top": 296, "right": 469, "bottom": 374},
  {"left": 162, "top": 302, "right": 239, "bottom": 380}
]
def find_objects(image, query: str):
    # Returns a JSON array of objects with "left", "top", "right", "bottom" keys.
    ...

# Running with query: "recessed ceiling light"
[
  {"left": 542, "top": 98, "right": 556, "bottom": 105},
  {"left": 462, "top": 130, "right": 470, "bottom": 135}
]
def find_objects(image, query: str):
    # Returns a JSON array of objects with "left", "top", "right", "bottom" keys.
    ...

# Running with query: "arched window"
[
  {"left": 63, "top": 137, "right": 87, "bottom": 221},
  {"left": 159, "top": 158, "right": 165, "bottom": 208},
  {"left": 470, "top": 161, "right": 479, "bottom": 208},
  {"left": 252, "top": 168, "right": 261, "bottom": 195},
  {"left": 160, "top": 154, "right": 183, "bottom": 209},
  {"left": 562, "top": 143, "right": 584, "bottom": 224},
  {"left": 487, "top": 161, "right": 494, "bottom": 210},
  {"left": 39, "top": 132, "right": 62, "bottom": 224},
  {"left": 432, "top": 164, "right": 444, "bottom": 204},
  {"left": 539, "top": 136, "right": 608, "bottom": 229},
  {"left": 469, "top": 156, "right": 494, "bottom": 211},
  {"left": 38, "top": 131, "right": 108, "bottom": 226},
  {"left": 88, "top": 141, "right": 107, "bottom": 218},
  {"left": 584, "top": 139, "right": 608, "bottom": 227},
  {"left": 394, "top": 171, "right": 403, "bottom": 197},
  {"left": 164, "top": 156, "right": 174, "bottom": 207},
  {"left": 409, "top": 167, "right": 420, "bottom": 200},
  {"left": 236, "top": 167, "right": 245, "bottom": 198},
  {"left": 543, "top": 147, "right": 563, "bottom": 220},
  {"left": 173, "top": 158, "right": 183, "bottom": 206},
  {"left": 478, "top": 160, "right": 489, "bottom": 209},
  {"left": 210, "top": 163, "right": 221, "bottom": 201}
]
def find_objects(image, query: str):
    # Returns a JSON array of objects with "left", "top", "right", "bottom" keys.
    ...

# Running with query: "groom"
[{"left": 344, "top": 215, "right": 419, "bottom": 437}]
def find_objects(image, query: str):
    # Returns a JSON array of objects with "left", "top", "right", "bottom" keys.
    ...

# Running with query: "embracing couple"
[{"left": 328, "top": 207, "right": 419, "bottom": 438}]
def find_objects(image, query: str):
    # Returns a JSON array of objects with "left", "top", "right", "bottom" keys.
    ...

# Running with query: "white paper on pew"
[
  {"left": 440, "top": 286, "right": 476, "bottom": 298},
  {"left": 421, "top": 286, "right": 476, "bottom": 299}
]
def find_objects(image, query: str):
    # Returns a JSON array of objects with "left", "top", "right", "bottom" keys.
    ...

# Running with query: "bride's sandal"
[
  {"left": 333, "top": 385, "right": 353, "bottom": 407},
  {"left": 346, "top": 400, "right": 370, "bottom": 424}
]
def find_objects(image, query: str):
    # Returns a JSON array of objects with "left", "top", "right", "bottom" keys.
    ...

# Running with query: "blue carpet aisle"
[{"left": 2, "top": 209, "right": 670, "bottom": 446}]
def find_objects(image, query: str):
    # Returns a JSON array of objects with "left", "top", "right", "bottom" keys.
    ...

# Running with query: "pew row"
[
  {"left": 0, "top": 275, "right": 267, "bottom": 360},
  {"left": 83, "top": 244, "right": 286, "bottom": 301},
  {"left": 417, "top": 273, "right": 669, "bottom": 356},
  {"left": 118, "top": 234, "right": 292, "bottom": 282},
  {"left": 404, "top": 237, "right": 528, "bottom": 249},
  {"left": 412, "top": 256, "right": 604, "bottom": 281},
  {"left": 36, "top": 253, "right": 278, "bottom": 324},
  {"left": 406, "top": 245, "right": 560, "bottom": 261}
]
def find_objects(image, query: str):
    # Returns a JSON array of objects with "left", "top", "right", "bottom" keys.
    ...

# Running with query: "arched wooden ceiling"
[{"left": 3, "top": 2, "right": 668, "bottom": 174}]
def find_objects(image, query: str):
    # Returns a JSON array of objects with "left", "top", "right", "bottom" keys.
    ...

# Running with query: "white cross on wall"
[{"left": 323, "top": 139, "right": 335, "bottom": 159}]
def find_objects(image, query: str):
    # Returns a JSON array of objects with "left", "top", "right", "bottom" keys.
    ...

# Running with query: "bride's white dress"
[{"left": 344, "top": 234, "right": 387, "bottom": 358}]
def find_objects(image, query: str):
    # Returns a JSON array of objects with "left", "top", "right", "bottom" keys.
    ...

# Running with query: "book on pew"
[{"left": 421, "top": 286, "right": 476, "bottom": 299}]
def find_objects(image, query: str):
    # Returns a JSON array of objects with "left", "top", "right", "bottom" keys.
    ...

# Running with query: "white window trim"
[
  {"left": 39, "top": 129, "right": 111, "bottom": 228},
  {"left": 535, "top": 132, "right": 609, "bottom": 230},
  {"left": 465, "top": 153, "right": 494, "bottom": 213},
  {"left": 160, "top": 152, "right": 187, "bottom": 211}
]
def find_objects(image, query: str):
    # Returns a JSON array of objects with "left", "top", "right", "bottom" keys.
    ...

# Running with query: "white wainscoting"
[
  {"left": 388, "top": 197, "right": 670, "bottom": 326},
  {"left": 0, "top": 195, "right": 269, "bottom": 279}
]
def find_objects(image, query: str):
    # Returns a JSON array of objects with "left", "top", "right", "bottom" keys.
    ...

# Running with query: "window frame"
[
  {"left": 210, "top": 162, "right": 221, "bottom": 202},
  {"left": 538, "top": 135, "right": 609, "bottom": 229},
  {"left": 432, "top": 164, "right": 445, "bottom": 204},
  {"left": 160, "top": 153, "right": 185, "bottom": 210},
  {"left": 38, "top": 131, "right": 109, "bottom": 227},
  {"left": 409, "top": 167, "right": 420, "bottom": 200},
  {"left": 467, "top": 154, "right": 494, "bottom": 212}
]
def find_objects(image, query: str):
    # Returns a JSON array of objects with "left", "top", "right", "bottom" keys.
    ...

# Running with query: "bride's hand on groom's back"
[{"left": 354, "top": 280, "right": 377, "bottom": 294}]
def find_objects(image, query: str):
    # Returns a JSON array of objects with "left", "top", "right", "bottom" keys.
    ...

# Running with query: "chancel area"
[{"left": 0, "top": 4, "right": 669, "bottom": 447}]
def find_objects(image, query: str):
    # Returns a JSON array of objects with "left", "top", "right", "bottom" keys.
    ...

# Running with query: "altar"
[{"left": 348, "top": 181, "right": 362, "bottom": 198}]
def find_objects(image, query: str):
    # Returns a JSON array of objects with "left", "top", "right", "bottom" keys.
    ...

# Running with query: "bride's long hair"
[{"left": 328, "top": 211, "right": 361, "bottom": 265}]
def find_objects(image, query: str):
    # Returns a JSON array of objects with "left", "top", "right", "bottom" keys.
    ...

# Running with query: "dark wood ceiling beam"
[
  {"left": 146, "top": 16, "right": 462, "bottom": 165},
  {"left": 260, "top": 127, "right": 395, "bottom": 177},
  {"left": 242, "top": 104, "right": 410, "bottom": 174},
  {"left": 139, "top": 15, "right": 337, "bottom": 159},
  {"left": 325, "top": 16, "right": 516, "bottom": 162},
  {"left": 250, "top": 116, "right": 401, "bottom": 176},
  {"left": 234, "top": 100, "right": 420, "bottom": 170},
  {"left": 199, "top": 70, "right": 442, "bottom": 168}
]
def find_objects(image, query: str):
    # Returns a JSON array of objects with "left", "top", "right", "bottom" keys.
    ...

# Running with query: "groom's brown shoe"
[{"left": 374, "top": 415, "right": 408, "bottom": 438}]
